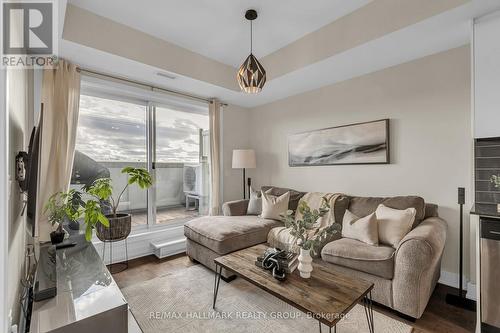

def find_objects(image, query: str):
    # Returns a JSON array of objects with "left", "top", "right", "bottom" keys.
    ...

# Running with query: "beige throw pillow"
[
  {"left": 375, "top": 204, "right": 416, "bottom": 247},
  {"left": 260, "top": 191, "right": 290, "bottom": 221},
  {"left": 341, "top": 210, "right": 378, "bottom": 245}
]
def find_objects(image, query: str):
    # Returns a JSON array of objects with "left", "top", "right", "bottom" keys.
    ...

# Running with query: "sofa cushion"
[
  {"left": 267, "top": 227, "right": 297, "bottom": 252},
  {"left": 296, "top": 192, "right": 348, "bottom": 226},
  {"left": 341, "top": 210, "right": 378, "bottom": 245},
  {"left": 268, "top": 226, "right": 341, "bottom": 257},
  {"left": 375, "top": 204, "right": 416, "bottom": 247},
  {"left": 261, "top": 186, "right": 306, "bottom": 211},
  {"left": 261, "top": 191, "right": 290, "bottom": 220},
  {"left": 184, "top": 216, "right": 282, "bottom": 255},
  {"left": 348, "top": 196, "right": 425, "bottom": 228},
  {"left": 321, "top": 238, "right": 395, "bottom": 279}
]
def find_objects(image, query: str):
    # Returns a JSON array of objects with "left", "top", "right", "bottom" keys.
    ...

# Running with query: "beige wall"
[
  {"left": 246, "top": 46, "right": 472, "bottom": 279},
  {"left": 6, "top": 68, "right": 33, "bottom": 325},
  {"left": 221, "top": 104, "right": 251, "bottom": 203}
]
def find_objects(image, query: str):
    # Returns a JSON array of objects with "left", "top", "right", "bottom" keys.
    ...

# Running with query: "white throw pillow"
[
  {"left": 246, "top": 187, "right": 262, "bottom": 215},
  {"left": 260, "top": 191, "right": 290, "bottom": 221},
  {"left": 375, "top": 204, "right": 416, "bottom": 247},
  {"left": 341, "top": 210, "right": 378, "bottom": 245}
]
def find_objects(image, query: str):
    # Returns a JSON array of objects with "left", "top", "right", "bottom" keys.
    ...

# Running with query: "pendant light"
[{"left": 237, "top": 9, "right": 266, "bottom": 94}]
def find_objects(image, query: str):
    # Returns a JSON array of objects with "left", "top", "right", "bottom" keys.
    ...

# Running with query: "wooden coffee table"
[{"left": 213, "top": 244, "right": 375, "bottom": 333}]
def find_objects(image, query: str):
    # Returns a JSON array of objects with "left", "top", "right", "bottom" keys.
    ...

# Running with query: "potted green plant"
[
  {"left": 85, "top": 167, "right": 152, "bottom": 242},
  {"left": 44, "top": 189, "right": 109, "bottom": 244},
  {"left": 281, "top": 197, "right": 341, "bottom": 278},
  {"left": 491, "top": 175, "right": 500, "bottom": 213},
  {"left": 44, "top": 192, "right": 70, "bottom": 244}
]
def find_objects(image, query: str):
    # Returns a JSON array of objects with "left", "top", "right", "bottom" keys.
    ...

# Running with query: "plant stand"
[
  {"left": 102, "top": 238, "right": 129, "bottom": 274},
  {"left": 96, "top": 213, "right": 132, "bottom": 274}
]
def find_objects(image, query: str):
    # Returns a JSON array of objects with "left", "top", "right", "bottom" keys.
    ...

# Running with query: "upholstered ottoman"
[{"left": 184, "top": 215, "right": 282, "bottom": 279}]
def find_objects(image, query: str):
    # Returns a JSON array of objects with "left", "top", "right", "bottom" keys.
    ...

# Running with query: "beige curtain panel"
[
  {"left": 209, "top": 99, "right": 221, "bottom": 215},
  {"left": 37, "top": 60, "right": 81, "bottom": 241}
]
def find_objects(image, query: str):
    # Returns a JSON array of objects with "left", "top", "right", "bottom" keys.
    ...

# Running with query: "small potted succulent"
[
  {"left": 44, "top": 189, "right": 109, "bottom": 244},
  {"left": 85, "top": 167, "right": 153, "bottom": 242},
  {"left": 281, "top": 197, "right": 341, "bottom": 278},
  {"left": 491, "top": 175, "right": 500, "bottom": 213}
]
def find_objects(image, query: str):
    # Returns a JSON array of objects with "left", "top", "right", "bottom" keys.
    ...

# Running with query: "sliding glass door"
[
  {"left": 72, "top": 94, "right": 149, "bottom": 227},
  {"left": 152, "top": 104, "right": 210, "bottom": 225},
  {"left": 72, "top": 79, "right": 210, "bottom": 231}
]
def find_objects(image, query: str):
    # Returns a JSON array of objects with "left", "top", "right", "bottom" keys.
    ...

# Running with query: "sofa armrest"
[
  {"left": 222, "top": 199, "right": 249, "bottom": 216},
  {"left": 392, "top": 217, "right": 447, "bottom": 318}
]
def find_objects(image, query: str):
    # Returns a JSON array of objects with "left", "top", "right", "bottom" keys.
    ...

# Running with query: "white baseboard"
[
  {"left": 438, "top": 270, "right": 477, "bottom": 301},
  {"left": 93, "top": 225, "right": 186, "bottom": 264}
]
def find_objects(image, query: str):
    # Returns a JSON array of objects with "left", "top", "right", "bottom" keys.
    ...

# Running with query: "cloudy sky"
[{"left": 75, "top": 94, "right": 209, "bottom": 163}]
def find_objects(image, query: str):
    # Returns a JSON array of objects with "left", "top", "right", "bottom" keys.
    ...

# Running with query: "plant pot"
[
  {"left": 96, "top": 213, "right": 132, "bottom": 242},
  {"left": 68, "top": 219, "right": 80, "bottom": 230},
  {"left": 50, "top": 231, "right": 65, "bottom": 245},
  {"left": 298, "top": 248, "right": 313, "bottom": 279}
]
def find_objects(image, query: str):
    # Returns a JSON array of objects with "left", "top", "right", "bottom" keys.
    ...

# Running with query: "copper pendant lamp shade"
[{"left": 237, "top": 9, "right": 266, "bottom": 93}]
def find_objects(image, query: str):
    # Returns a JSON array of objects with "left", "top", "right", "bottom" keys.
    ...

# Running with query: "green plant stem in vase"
[
  {"left": 490, "top": 175, "right": 500, "bottom": 213},
  {"left": 281, "top": 196, "right": 341, "bottom": 278}
]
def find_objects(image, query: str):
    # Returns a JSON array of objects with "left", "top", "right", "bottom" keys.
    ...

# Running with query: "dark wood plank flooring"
[{"left": 112, "top": 254, "right": 476, "bottom": 333}]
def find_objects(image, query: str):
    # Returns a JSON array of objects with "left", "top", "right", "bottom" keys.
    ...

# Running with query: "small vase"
[
  {"left": 298, "top": 248, "right": 313, "bottom": 278},
  {"left": 497, "top": 204, "right": 500, "bottom": 213}
]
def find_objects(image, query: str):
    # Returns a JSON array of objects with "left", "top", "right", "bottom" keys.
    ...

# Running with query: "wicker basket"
[{"left": 96, "top": 213, "right": 131, "bottom": 242}]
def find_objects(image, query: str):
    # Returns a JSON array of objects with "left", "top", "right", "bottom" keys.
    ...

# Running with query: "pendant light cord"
[{"left": 250, "top": 20, "right": 253, "bottom": 54}]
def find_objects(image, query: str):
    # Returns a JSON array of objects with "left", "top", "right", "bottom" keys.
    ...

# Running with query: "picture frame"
[{"left": 288, "top": 119, "right": 390, "bottom": 166}]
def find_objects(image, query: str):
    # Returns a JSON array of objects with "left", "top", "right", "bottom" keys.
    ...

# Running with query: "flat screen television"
[{"left": 26, "top": 110, "right": 43, "bottom": 237}]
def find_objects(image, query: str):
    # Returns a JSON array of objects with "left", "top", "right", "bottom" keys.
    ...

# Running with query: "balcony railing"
[{"left": 72, "top": 161, "right": 205, "bottom": 226}]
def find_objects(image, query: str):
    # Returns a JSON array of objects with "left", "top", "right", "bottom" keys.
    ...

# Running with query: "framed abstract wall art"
[{"left": 288, "top": 119, "right": 390, "bottom": 166}]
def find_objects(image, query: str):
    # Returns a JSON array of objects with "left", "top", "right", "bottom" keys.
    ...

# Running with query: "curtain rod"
[{"left": 76, "top": 67, "right": 228, "bottom": 106}]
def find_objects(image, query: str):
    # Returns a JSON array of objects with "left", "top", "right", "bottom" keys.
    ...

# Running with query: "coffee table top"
[{"left": 214, "top": 244, "right": 374, "bottom": 327}]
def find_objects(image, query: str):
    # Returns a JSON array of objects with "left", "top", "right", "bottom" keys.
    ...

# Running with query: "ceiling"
[
  {"left": 67, "top": 0, "right": 371, "bottom": 67},
  {"left": 60, "top": 0, "right": 500, "bottom": 108}
]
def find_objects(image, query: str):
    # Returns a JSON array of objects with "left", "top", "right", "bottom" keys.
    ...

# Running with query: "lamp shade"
[
  {"left": 232, "top": 149, "right": 256, "bottom": 169},
  {"left": 237, "top": 54, "right": 266, "bottom": 94}
]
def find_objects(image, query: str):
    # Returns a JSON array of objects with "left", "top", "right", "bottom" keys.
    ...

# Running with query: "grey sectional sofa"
[{"left": 184, "top": 186, "right": 447, "bottom": 319}]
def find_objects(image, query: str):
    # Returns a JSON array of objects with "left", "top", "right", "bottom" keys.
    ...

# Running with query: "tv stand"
[
  {"left": 33, "top": 244, "right": 57, "bottom": 302},
  {"left": 30, "top": 231, "right": 128, "bottom": 332}
]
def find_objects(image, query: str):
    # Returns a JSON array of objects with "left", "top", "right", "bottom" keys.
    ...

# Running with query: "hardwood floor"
[{"left": 112, "top": 254, "right": 476, "bottom": 333}]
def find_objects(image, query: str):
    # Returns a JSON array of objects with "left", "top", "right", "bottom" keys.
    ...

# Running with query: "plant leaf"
[{"left": 85, "top": 225, "right": 92, "bottom": 241}]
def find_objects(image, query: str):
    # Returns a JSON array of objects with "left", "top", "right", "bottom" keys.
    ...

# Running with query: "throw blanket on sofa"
[{"left": 268, "top": 192, "right": 346, "bottom": 255}]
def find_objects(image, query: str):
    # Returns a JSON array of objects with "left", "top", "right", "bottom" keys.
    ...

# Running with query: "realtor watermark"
[
  {"left": 1, "top": 0, "right": 58, "bottom": 68},
  {"left": 148, "top": 311, "right": 350, "bottom": 322}
]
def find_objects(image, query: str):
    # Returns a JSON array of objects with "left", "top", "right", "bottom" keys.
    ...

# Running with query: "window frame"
[{"left": 77, "top": 76, "right": 209, "bottom": 233}]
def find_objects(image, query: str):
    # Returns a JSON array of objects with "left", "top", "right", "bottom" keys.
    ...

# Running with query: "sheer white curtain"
[
  {"left": 208, "top": 99, "right": 221, "bottom": 215},
  {"left": 37, "top": 60, "right": 80, "bottom": 241}
]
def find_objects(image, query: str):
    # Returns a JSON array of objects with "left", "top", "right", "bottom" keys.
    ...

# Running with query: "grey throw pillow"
[{"left": 246, "top": 187, "right": 262, "bottom": 215}]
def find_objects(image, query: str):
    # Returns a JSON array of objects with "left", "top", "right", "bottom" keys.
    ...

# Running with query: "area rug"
[{"left": 122, "top": 265, "right": 412, "bottom": 333}]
